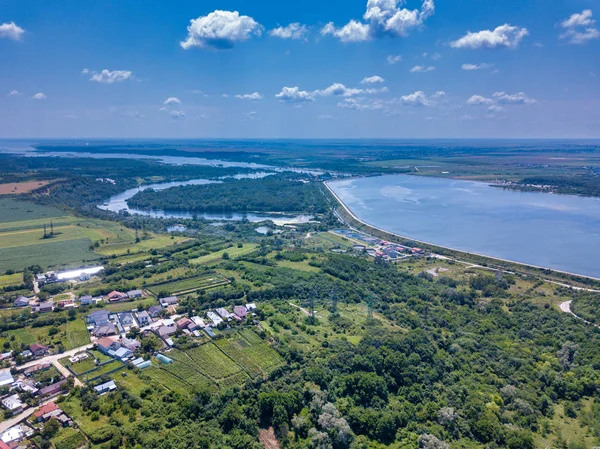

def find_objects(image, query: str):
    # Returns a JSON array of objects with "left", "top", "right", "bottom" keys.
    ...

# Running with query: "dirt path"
[
  {"left": 259, "top": 427, "right": 280, "bottom": 449},
  {"left": 559, "top": 300, "right": 599, "bottom": 328},
  {"left": 289, "top": 302, "right": 319, "bottom": 318}
]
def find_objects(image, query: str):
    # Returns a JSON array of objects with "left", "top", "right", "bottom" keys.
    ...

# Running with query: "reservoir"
[{"left": 328, "top": 175, "right": 600, "bottom": 278}]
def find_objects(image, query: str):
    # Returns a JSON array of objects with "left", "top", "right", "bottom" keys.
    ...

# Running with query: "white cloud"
[
  {"left": 170, "top": 110, "right": 186, "bottom": 119},
  {"left": 467, "top": 95, "right": 494, "bottom": 106},
  {"left": 0, "top": 22, "right": 25, "bottom": 40},
  {"left": 461, "top": 63, "right": 493, "bottom": 71},
  {"left": 559, "top": 10, "right": 599, "bottom": 44},
  {"left": 317, "top": 83, "right": 387, "bottom": 97},
  {"left": 31, "top": 93, "right": 47, "bottom": 100},
  {"left": 433, "top": 91, "right": 446, "bottom": 98},
  {"left": 401, "top": 91, "right": 430, "bottom": 106},
  {"left": 337, "top": 98, "right": 385, "bottom": 110},
  {"left": 451, "top": 24, "right": 528, "bottom": 49},
  {"left": 387, "top": 54, "right": 402, "bottom": 64},
  {"left": 493, "top": 91, "right": 536, "bottom": 104},
  {"left": 322, "top": 0, "right": 435, "bottom": 43},
  {"left": 361, "top": 75, "right": 385, "bottom": 84},
  {"left": 85, "top": 69, "right": 134, "bottom": 84},
  {"left": 164, "top": 97, "right": 181, "bottom": 105},
  {"left": 8, "top": 90, "right": 21, "bottom": 96},
  {"left": 235, "top": 92, "right": 263, "bottom": 100},
  {"left": 269, "top": 23, "right": 308, "bottom": 40},
  {"left": 488, "top": 104, "right": 505, "bottom": 112},
  {"left": 410, "top": 65, "right": 435, "bottom": 72},
  {"left": 180, "top": 10, "right": 263, "bottom": 50},
  {"left": 431, "top": 52, "right": 442, "bottom": 60},
  {"left": 275, "top": 87, "right": 315, "bottom": 103}
]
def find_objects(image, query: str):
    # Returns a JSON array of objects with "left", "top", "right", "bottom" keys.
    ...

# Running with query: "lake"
[
  {"left": 328, "top": 175, "right": 600, "bottom": 278},
  {"left": 98, "top": 179, "right": 314, "bottom": 226}
]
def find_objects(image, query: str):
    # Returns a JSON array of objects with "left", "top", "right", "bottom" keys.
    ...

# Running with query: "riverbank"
[{"left": 323, "top": 181, "right": 600, "bottom": 289}]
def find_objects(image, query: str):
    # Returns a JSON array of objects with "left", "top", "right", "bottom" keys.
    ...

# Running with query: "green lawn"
[{"left": 0, "top": 199, "right": 65, "bottom": 223}]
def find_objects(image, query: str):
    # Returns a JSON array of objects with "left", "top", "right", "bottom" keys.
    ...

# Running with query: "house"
[
  {"left": 88, "top": 310, "right": 110, "bottom": 326},
  {"left": 56, "top": 413, "right": 73, "bottom": 427},
  {"left": 147, "top": 306, "right": 162, "bottom": 318},
  {"left": 245, "top": 303, "right": 257, "bottom": 311},
  {"left": 216, "top": 308, "right": 232, "bottom": 319},
  {"left": 176, "top": 317, "right": 193, "bottom": 330},
  {"left": 92, "top": 323, "right": 117, "bottom": 337},
  {"left": 136, "top": 311, "right": 151, "bottom": 326},
  {"left": 157, "top": 325, "right": 177, "bottom": 339},
  {"left": 106, "top": 291, "right": 127, "bottom": 302},
  {"left": 159, "top": 296, "right": 178, "bottom": 308},
  {"left": 97, "top": 338, "right": 120, "bottom": 354},
  {"left": 127, "top": 289, "right": 143, "bottom": 299},
  {"left": 120, "top": 338, "right": 140, "bottom": 352},
  {"left": 35, "top": 274, "right": 47, "bottom": 284},
  {"left": 36, "top": 301, "right": 54, "bottom": 313},
  {"left": 233, "top": 306, "right": 248, "bottom": 319},
  {"left": 1, "top": 395, "right": 23, "bottom": 414},
  {"left": 79, "top": 295, "right": 93, "bottom": 305},
  {"left": 14, "top": 296, "right": 30, "bottom": 308},
  {"left": 80, "top": 272, "right": 91, "bottom": 281},
  {"left": 207, "top": 311, "right": 223, "bottom": 326},
  {"left": 29, "top": 343, "right": 48, "bottom": 357},
  {"left": 39, "top": 380, "right": 67, "bottom": 397},
  {"left": 108, "top": 347, "right": 132, "bottom": 361},
  {"left": 33, "top": 402, "right": 61, "bottom": 422},
  {"left": 94, "top": 380, "right": 117, "bottom": 395},
  {"left": 12, "top": 380, "right": 38, "bottom": 395},
  {"left": 57, "top": 299, "right": 75, "bottom": 309},
  {"left": 191, "top": 316, "right": 206, "bottom": 328},
  {"left": 118, "top": 312, "right": 135, "bottom": 327},
  {"left": 0, "top": 425, "right": 24, "bottom": 446}
]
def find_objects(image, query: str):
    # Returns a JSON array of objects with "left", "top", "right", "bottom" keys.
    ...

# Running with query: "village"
[{"left": 0, "top": 275, "right": 261, "bottom": 448}]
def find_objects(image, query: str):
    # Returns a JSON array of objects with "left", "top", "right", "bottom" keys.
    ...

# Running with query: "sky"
[{"left": 1, "top": 0, "right": 599, "bottom": 139}]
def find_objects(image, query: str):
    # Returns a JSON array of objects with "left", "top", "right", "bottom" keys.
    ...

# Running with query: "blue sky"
[{"left": 1, "top": 0, "right": 599, "bottom": 138}]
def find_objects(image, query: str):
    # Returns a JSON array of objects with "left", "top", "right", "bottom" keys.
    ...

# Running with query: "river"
[
  {"left": 98, "top": 178, "right": 315, "bottom": 226},
  {"left": 328, "top": 175, "right": 600, "bottom": 278}
]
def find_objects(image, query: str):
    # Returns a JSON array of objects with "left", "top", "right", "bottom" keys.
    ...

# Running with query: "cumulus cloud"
[
  {"left": 361, "top": 75, "right": 385, "bottom": 84},
  {"left": 488, "top": 104, "right": 505, "bottom": 112},
  {"left": 275, "top": 87, "right": 315, "bottom": 103},
  {"left": 84, "top": 69, "right": 134, "bottom": 84},
  {"left": 337, "top": 98, "right": 385, "bottom": 110},
  {"left": 401, "top": 91, "right": 430, "bottom": 106},
  {"left": 559, "top": 10, "right": 599, "bottom": 44},
  {"left": 321, "top": 0, "right": 435, "bottom": 43},
  {"left": 317, "top": 83, "right": 388, "bottom": 97},
  {"left": 410, "top": 65, "right": 435, "bottom": 73},
  {"left": 461, "top": 63, "right": 493, "bottom": 71},
  {"left": 180, "top": 10, "right": 263, "bottom": 50},
  {"left": 387, "top": 54, "right": 402, "bottom": 64},
  {"left": 493, "top": 91, "right": 536, "bottom": 104},
  {"left": 170, "top": 110, "right": 186, "bottom": 119},
  {"left": 8, "top": 90, "right": 21, "bottom": 96},
  {"left": 235, "top": 92, "right": 263, "bottom": 100},
  {"left": 0, "top": 22, "right": 25, "bottom": 40},
  {"left": 269, "top": 23, "right": 309, "bottom": 40},
  {"left": 467, "top": 95, "right": 494, "bottom": 105},
  {"left": 164, "top": 97, "right": 182, "bottom": 105},
  {"left": 451, "top": 24, "right": 528, "bottom": 49},
  {"left": 31, "top": 92, "right": 47, "bottom": 100}
]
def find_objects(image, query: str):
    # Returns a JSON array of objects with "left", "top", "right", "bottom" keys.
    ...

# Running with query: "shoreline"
[{"left": 323, "top": 180, "right": 600, "bottom": 284}]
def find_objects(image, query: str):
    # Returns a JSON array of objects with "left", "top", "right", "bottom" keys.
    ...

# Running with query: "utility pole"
[
  {"left": 50, "top": 221, "right": 54, "bottom": 236},
  {"left": 43, "top": 223, "right": 47, "bottom": 239}
]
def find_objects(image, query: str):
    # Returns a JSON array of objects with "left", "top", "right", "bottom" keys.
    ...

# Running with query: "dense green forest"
[
  {"left": 127, "top": 175, "right": 330, "bottom": 214},
  {"left": 517, "top": 176, "right": 600, "bottom": 198}
]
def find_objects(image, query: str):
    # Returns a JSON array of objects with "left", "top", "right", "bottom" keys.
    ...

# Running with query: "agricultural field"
[
  {"left": 0, "top": 198, "right": 65, "bottom": 223},
  {"left": 0, "top": 272, "right": 23, "bottom": 288},
  {"left": 147, "top": 272, "right": 231, "bottom": 296},
  {"left": 215, "top": 332, "right": 283, "bottom": 376},
  {"left": 189, "top": 243, "right": 258, "bottom": 265},
  {"left": 51, "top": 427, "right": 88, "bottom": 449},
  {"left": 142, "top": 365, "right": 199, "bottom": 396},
  {"left": 0, "top": 198, "right": 188, "bottom": 272},
  {"left": 0, "top": 180, "right": 50, "bottom": 195},
  {"left": 83, "top": 360, "right": 125, "bottom": 382}
]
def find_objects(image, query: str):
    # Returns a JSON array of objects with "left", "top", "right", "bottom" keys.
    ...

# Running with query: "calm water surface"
[{"left": 329, "top": 175, "right": 600, "bottom": 278}]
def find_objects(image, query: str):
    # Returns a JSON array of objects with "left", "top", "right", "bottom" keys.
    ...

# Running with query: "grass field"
[
  {"left": 0, "top": 198, "right": 65, "bottom": 223},
  {"left": 0, "top": 199, "right": 188, "bottom": 271},
  {"left": 147, "top": 273, "right": 231, "bottom": 296},
  {"left": 0, "top": 318, "right": 89, "bottom": 350},
  {"left": 61, "top": 354, "right": 97, "bottom": 375},
  {"left": 84, "top": 360, "right": 125, "bottom": 381},
  {"left": 0, "top": 273, "right": 23, "bottom": 288},
  {"left": 143, "top": 366, "right": 199, "bottom": 395},
  {"left": 51, "top": 427, "right": 88, "bottom": 449},
  {"left": 189, "top": 244, "right": 258, "bottom": 265}
]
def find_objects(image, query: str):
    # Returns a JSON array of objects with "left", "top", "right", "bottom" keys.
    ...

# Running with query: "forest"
[{"left": 127, "top": 175, "right": 330, "bottom": 214}]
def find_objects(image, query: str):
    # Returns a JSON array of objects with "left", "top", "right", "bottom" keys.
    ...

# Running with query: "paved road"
[
  {"left": 19, "top": 344, "right": 93, "bottom": 371},
  {"left": 559, "top": 300, "right": 599, "bottom": 328}
]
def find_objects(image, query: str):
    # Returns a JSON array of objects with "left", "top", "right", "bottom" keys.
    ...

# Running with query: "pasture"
[
  {"left": 0, "top": 198, "right": 65, "bottom": 223},
  {"left": 189, "top": 243, "right": 258, "bottom": 265},
  {"left": 147, "top": 273, "right": 231, "bottom": 296}
]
